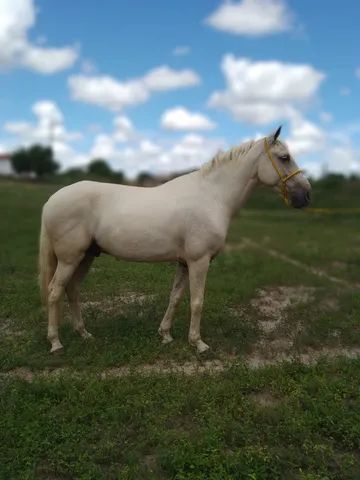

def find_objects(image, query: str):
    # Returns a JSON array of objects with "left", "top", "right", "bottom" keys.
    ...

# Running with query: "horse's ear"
[{"left": 268, "top": 125, "right": 282, "bottom": 144}]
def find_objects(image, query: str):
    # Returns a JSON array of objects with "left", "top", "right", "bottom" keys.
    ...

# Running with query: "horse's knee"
[{"left": 48, "top": 284, "right": 64, "bottom": 305}]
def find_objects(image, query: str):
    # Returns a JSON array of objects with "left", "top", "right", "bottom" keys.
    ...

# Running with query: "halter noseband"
[{"left": 264, "top": 138, "right": 303, "bottom": 205}]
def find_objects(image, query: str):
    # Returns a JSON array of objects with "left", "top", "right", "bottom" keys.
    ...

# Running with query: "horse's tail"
[{"left": 38, "top": 214, "right": 57, "bottom": 305}]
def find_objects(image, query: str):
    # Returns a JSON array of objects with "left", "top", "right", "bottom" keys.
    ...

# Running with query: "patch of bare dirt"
[
  {"left": 251, "top": 286, "right": 315, "bottom": 321},
  {"left": 249, "top": 286, "right": 315, "bottom": 339},
  {"left": 2, "top": 348, "right": 360, "bottom": 382},
  {"left": 0, "top": 319, "right": 25, "bottom": 338},
  {"left": 82, "top": 292, "right": 156, "bottom": 313},
  {"left": 245, "top": 346, "right": 360, "bottom": 368},
  {"left": 230, "top": 286, "right": 316, "bottom": 361}
]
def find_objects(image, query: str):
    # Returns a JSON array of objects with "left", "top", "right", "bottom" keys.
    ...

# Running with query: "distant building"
[{"left": 0, "top": 153, "right": 13, "bottom": 176}]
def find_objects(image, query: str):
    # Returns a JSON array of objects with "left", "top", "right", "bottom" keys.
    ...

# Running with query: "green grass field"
[{"left": 0, "top": 180, "right": 360, "bottom": 479}]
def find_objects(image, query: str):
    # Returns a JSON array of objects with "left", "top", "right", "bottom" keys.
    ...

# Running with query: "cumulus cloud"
[
  {"left": 113, "top": 115, "right": 136, "bottom": 142},
  {"left": 68, "top": 75, "right": 149, "bottom": 112},
  {"left": 143, "top": 65, "right": 200, "bottom": 91},
  {"left": 86, "top": 129, "right": 225, "bottom": 178},
  {"left": 286, "top": 115, "right": 325, "bottom": 156},
  {"left": 69, "top": 65, "right": 200, "bottom": 112},
  {"left": 326, "top": 147, "right": 360, "bottom": 176},
  {"left": 3, "top": 100, "right": 83, "bottom": 167},
  {"left": 205, "top": 0, "right": 293, "bottom": 36},
  {"left": 161, "top": 107, "right": 216, "bottom": 131},
  {"left": 162, "top": 134, "right": 225, "bottom": 172},
  {"left": 208, "top": 54, "right": 325, "bottom": 124},
  {"left": 0, "top": 0, "right": 78, "bottom": 73}
]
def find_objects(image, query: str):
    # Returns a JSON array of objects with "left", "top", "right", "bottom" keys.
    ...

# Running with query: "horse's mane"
[{"left": 200, "top": 139, "right": 255, "bottom": 175}]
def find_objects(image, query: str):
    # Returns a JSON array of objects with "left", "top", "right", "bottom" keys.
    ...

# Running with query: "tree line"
[{"left": 10, "top": 144, "right": 126, "bottom": 182}]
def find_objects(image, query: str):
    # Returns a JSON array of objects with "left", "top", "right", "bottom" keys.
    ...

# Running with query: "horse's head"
[{"left": 257, "top": 126, "right": 311, "bottom": 208}]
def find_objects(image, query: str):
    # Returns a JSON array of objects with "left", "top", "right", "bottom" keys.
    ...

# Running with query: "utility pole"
[{"left": 48, "top": 119, "right": 59, "bottom": 151}]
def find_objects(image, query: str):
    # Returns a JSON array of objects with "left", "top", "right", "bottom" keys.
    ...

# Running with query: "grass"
[
  {"left": 0, "top": 179, "right": 360, "bottom": 479},
  {"left": 1, "top": 361, "right": 360, "bottom": 479}
]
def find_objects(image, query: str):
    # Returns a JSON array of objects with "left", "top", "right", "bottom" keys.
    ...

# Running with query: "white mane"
[{"left": 201, "top": 139, "right": 255, "bottom": 175}]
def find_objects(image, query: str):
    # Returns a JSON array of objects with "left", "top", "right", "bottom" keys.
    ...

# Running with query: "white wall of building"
[{"left": 0, "top": 159, "right": 13, "bottom": 175}]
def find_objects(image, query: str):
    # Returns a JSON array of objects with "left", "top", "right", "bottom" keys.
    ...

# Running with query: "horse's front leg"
[
  {"left": 188, "top": 256, "right": 210, "bottom": 354},
  {"left": 158, "top": 262, "right": 188, "bottom": 344}
]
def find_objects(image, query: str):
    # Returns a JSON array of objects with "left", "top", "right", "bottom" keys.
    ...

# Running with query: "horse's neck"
[{"left": 203, "top": 150, "right": 259, "bottom": 217}]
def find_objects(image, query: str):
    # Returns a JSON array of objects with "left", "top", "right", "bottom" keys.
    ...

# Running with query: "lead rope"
[{"left": 264, "top": 138, "right": 303, "bottom": 206}]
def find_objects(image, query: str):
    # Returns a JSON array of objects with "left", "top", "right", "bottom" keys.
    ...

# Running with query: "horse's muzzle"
[{"left": 290, "top": 189, "right": 311, "bottom": 209}]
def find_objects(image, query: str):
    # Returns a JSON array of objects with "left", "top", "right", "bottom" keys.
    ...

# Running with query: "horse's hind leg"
[
  {"left": 48, "top": 257, "right": 83, "bottom": 353},
  {"left": 66, "top": 254, "right": 94, "bottom": 339},
  {"left": 158, "top": 262, "right": 188, "bottom": 344}
]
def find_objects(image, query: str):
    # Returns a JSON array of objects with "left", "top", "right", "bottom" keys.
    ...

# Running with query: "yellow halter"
[{"left": 264, "top": 138, "right": 303, "bottom": 205}]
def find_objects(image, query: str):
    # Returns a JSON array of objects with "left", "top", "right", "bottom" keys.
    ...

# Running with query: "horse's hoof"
[
  {"left": 50, "top": 342, "right": 63, "bottom": 354},
  {"left": 162, "top": 334, "right": 174, "bottom": 345},
  {"left": 158, "top": 328, "right": 173, "bottom": 344},
  {"left": 196, "top": 340, "right": 210, "bottom": 354}
]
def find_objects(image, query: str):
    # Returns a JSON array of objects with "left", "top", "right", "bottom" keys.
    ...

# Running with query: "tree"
[
  {"left": 11, "top": 145, "right": 59, "bottom": 177},
  {"left": 88, "top": 159, "right": 113, "bottom": 177},
  {"left": 136, "top": 171, "right": 154, "bottom": 185},
  {"left": 11, "top": 148, "right": 32, "bottom": 175},
  {"left": 28, "top": 145, "right": 59, "bottom": 177},
  {"left": 116, "top": 170, "right": 125, "bottom": 184}
]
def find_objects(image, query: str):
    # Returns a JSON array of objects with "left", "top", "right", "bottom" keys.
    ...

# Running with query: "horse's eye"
[{"left": 280, "top": 154, "right": 290, "bottom": 162}]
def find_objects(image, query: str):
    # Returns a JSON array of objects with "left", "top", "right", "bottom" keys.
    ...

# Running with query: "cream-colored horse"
[{"left": 39, "top": 127, "right": 311, "bottom": 354}]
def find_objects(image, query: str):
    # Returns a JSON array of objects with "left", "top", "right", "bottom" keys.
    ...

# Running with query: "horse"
[{"left": 39, "top": 126, "right": 311, "bottom": 354}]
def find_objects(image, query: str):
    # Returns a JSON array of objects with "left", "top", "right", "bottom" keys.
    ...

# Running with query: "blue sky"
[{"left": 1, "top": 0, "right": 360, "bottom": 177}]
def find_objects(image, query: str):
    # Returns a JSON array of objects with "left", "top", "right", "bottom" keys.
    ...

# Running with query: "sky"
[{"left": 1, "top": 0, "right": 360, "bottom": 178}]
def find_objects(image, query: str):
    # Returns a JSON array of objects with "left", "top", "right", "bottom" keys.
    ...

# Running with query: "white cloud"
[
  {"left": 139, "top": 140, "right": 162, "bottom": 155},
  {"left": 173, "top": 46, "right": 191, "bottom": 56},
  {"left": 286, "top": 115, "right": 325, "bottom": 156},
  {"left": 21, "top": 45, "right": 77, "bottom": 74},
  {"left": 3, "top": 100, "right": 83, "bottom": 167},
  {"left": 161, "top": 107, "right": 216, "bottom": 131},
  {"left": 69, "top": 65, "right": 200, "bottom": 112},
  {"left": 326, "top": 147, "right": 360, "bottom": 176},
  {"left": 113, "top": 115, "right": 136, "bottom": 142},
  {"left": 90, "top": 134, "right": 116, "bottom": 160},
  {"left": 68, "top": 75, "right": 149, "bottom": 112},
  {"left": 86, "top": 129, "right": 225, "bottom": 179},
  {"left": 208, "top": 54, "right": 325, "bottom": 124},
  {"left": 205, "top": 0, "right": 293, "bottom": 36},
  {"left": 0, "top": 0, "right": 78, "bottom": 73},
  {"left": 144, "top": 66, "right": 200, "bottom": 91},
  {"left": 300, "top": 160, "right": 324, "bottom": 179},
  {"left": 163, "top": 134, "right": 225, "bottom": 171}
]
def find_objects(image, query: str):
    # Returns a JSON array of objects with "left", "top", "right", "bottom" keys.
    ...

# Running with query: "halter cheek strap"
[{"left": 264, "top": 138, "right": 303, "bottom": 205}]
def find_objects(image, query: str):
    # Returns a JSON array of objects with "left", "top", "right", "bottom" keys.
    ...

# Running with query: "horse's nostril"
[{"left": 305, "top": 191, "right": 311, "bottom": 203}]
